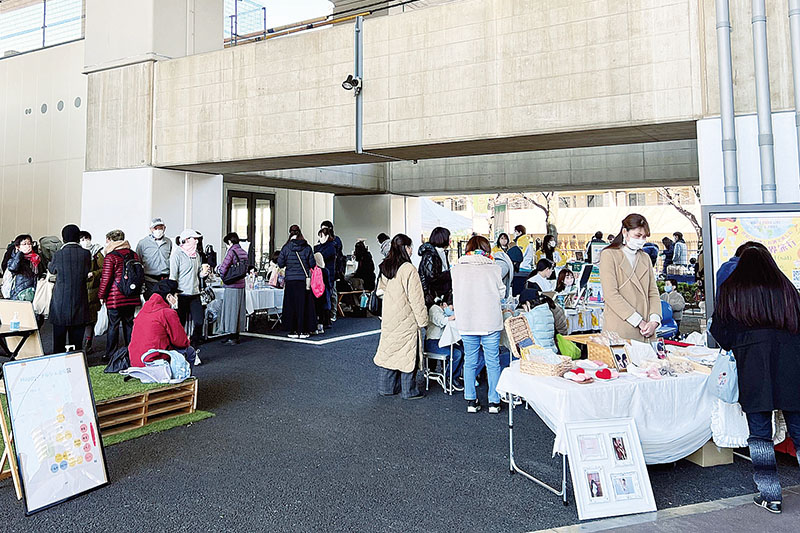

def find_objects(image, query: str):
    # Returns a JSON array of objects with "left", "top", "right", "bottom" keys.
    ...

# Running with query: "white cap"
[
  {"left": 179, "top": 229, "right": 201, "bottom": 241},
  {"left": 150, "top": 217, "right": 165, "bottom": 228}
]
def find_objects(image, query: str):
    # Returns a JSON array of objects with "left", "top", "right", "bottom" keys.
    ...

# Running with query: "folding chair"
[{"left": 419, "top": 328, "right": 454, "bottom": 395}]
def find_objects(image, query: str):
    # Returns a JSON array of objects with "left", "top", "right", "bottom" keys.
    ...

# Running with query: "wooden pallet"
[{"left": 96, "top": 379, "right": 198, "bottom": 437}]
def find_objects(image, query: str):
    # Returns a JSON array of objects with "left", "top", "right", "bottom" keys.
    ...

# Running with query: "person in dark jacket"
[
  {"left": 98, "top": 229, "right": 141, "bottom": 359},
  {"left": 710, "top": 245, "right": 800, "bottom": 514},
  {"left": 661, "top": 237, "right": 675, "bottom": 275},
  {"left": 313, "top": 251, "right": 332, "bottom": 334},
  {"left": 418, "top": 226, "right": 452, "bottom": 307},
  {"left": 6, "top": 234, "right": 41, "bottom": 301},
  {"left": 48, "top": 225, "right": 91, "bottom": 354},
  {"left": 277, "top": 225, "right": 317, "bottom": 338},
  {"left": 218, "top": 232, "right": 249, "bottom": 345},
  {"left": 79, "top": 231, "right": 104, "bottom": 352},
  {"left": 315, "top": 227, "right": 338, "bottom": 292},
  {"left": 642, "top": 241, "right": 659, "bottom": 266},
  {"left": 320, "top": 220, "right": 344, "bottom": 322},
  {"left": 128, "top": 280, "right": 195, "bottom": 367},
  {"left": 350, "top": 240, "right": 376, "bottom": 291}
]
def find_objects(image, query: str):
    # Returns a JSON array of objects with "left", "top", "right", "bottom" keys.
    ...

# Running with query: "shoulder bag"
[{"left": 296, "top": 251, "right": 311, "bottom": 291}]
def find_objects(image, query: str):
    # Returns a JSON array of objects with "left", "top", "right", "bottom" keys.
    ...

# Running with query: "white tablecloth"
[
  {"left": 212, "top": 287, "right": 284, "bottom": 315},
  {"left": 496, "top": 360, "right": 713, "bottom": 464}
]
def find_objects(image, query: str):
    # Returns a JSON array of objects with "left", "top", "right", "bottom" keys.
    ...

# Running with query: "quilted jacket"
[{"left": 373, "top": 262, "right": 428, "bottom": 373}]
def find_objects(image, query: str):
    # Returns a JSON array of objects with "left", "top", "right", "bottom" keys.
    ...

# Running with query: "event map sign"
[
  {"left": 711, "top": 211, "right": 800, "bottom": 288},
  {"left": 3, "top": 352, "right": 108, "bottom": 514}
]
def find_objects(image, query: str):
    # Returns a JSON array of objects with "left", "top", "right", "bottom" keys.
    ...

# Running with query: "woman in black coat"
[
  {"left": 48, "top": 224, "right": 91, "bottom": 354},
  {"left": 351, "top": 240, "right": 376, "bottom": 291},
  {"left": 710, "top": 244, "right": 800, "bottom": 514},
  {"left": 277, "top": 225, "right": 317, "bottom": 339},
  {"left": 417, "top": 226, "right": 452, "bottom": 307}
]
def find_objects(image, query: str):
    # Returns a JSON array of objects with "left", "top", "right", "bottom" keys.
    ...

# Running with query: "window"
[
  {"left": 627, "top": 193, "right": 646, "bottom": 206},
  {"left": 453, "top": 198, "right": 467, "bottom": 211},
  {"left": 559, "top": 196, "right": 574, "bottom": 208},
  {"left": 587, "top": 194, "right": 605, "bottom": 208}
]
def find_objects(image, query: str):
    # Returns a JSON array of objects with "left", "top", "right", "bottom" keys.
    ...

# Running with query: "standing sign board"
[
  {"left": 565, "top": 418, "right": 656, "bottom": 520},
  {"left": 3, "top": 352, "right": 109, "bottom": 515}
]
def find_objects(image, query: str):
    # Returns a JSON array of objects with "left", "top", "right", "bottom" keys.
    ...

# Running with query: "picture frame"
[
  {"left": 565, "top": 418, "right": 656, "bottom": 520},
  {"left": 611, "top": 346, "right": 629, "bottom": 372}
]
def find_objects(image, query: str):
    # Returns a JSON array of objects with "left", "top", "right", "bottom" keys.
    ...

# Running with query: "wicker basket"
[
  {"left": 519, "top": 354, "right": 574, "bottom": 377},
  {"left": 587, "top": 341, "right": 617, "bottom": 369},
  {"left": 504, "top": 315, "right": 534, "bottom": 359}
]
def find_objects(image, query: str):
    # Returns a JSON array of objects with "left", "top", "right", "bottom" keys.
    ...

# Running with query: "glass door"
[{"left": 227, "top": 191, "right": 275, "bottom": 273}]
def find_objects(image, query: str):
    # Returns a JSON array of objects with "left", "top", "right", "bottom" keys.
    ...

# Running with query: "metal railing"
[{"left": 0, "top": 0, "right": 84, "bottom": 57}]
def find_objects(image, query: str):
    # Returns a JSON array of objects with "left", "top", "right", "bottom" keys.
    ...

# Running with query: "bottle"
[{"left": 10, "top": 312, "right": 20, "bottom": 331}]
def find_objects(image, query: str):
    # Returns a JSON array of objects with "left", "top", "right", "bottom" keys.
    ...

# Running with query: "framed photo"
[
  {"left": 584, "top": 467, "right": 609, "bottom": 503},
  {"left": 577, "top": 434, "right": 606, "bottom": 461},
  {"left": 565, "top": 418, "right": 656, "bottom": 520},
  {"left": 611, "top": 346, "right": 629, "bottom": 372},
  {"left": 652, "top": 339, "right": 667, "bottom": 360}
]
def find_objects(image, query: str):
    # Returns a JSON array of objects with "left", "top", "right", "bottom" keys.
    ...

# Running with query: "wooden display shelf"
[{"left": 96, "top": 379, "right": 198, "bottom": 437}]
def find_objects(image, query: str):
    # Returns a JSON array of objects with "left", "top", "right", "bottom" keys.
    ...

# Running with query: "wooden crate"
[{"left": 96, "top": 379, "right": 198, "bottom": 437}]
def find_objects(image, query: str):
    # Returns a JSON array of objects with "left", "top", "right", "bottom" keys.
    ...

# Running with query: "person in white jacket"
[{"left": 451, "top": 236, "right": 507, "bottom": 414}]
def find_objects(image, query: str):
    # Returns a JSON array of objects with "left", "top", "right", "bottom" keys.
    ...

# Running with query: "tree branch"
[{"left": 659, "top": 188, "right": 702, "bottom": 241}]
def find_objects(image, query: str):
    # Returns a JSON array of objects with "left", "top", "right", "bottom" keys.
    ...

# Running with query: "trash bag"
[{"left": 95, "top": 304, "right": 108, "bottom": 336}]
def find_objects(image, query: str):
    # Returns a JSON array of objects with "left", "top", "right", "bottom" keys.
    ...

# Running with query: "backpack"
[
  {"left": 311, "top": 266, "right": 325, "bottom": 298},
  {"left": 222, "top": 249, "right": 248, "bottom": 285},
  {"left": 111, "top": 250, "right": 144, "bottom": 297}
]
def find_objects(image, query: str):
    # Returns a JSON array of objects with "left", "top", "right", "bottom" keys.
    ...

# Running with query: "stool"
[{"left": 422, "top": 344, "right": 454, "bottom": 395}]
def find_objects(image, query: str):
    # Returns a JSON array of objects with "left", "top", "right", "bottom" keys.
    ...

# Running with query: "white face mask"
[
  {"left": 626, "top": 237, "right": 646, "bottom": 251},
  {"left": 152, "top": 229, "right": 165, "bottom": 239},
  {"left": 80, "top": 240, "right": 92, "bottom": 250}
]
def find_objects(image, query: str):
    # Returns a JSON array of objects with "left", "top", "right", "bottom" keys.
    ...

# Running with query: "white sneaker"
[
  {"left": 288, "top": 333, "right": 300, "bottom": 339},
  {"left": 194, "top": 351, "right": 202, "bottom": 366},
  {"left": 299, "top": 333, "right": 310, "bottom": 339}
]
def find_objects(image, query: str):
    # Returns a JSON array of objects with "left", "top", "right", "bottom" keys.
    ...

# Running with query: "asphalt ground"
[{"left": 1, "top": 317, "right": 798, "bottom": 531}]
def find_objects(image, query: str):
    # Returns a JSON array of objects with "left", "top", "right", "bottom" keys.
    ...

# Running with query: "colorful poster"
[
  {"left": 4, "top": 352, "right": 108, "bottom": 515},
  {"left": 711, "top": 212, "right": 800, "bottom": 288}
]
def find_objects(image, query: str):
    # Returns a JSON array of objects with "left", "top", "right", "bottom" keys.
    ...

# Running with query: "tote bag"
[{"left": 706, "top": 350, "right": 739, "bottom": 404}]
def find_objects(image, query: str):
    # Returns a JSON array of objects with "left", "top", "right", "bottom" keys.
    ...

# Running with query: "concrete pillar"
[
  {"left": 81, "top": 168, "right": 223, "bottom": 251},
  {"left": 334, "top": 194, "right": 423, "bottom": 279}
]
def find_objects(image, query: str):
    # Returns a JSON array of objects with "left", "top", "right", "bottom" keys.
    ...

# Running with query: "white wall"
[
  {"left": 0, "top": 40, "right": 87, "bottom": 245},
  {"left": 698, "top": 112, "right": 800, "bottom": 205},
  {"left": 82, "top": 168, "right": 223, "bottom": 250}
]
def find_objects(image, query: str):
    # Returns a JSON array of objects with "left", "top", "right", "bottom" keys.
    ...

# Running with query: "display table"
[
  {"left": 497, "top": 361, "right": 713, "bottom": 464},
  {"left": 210, "top": 286, "right": 284, "bottom": 334}
]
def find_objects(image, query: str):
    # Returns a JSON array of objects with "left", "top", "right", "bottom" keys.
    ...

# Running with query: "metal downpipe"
[
  {"left": 716, "top": 0, "right": 739, "bottom": 204},
  {"left": 789, "top": 0, "right": 800, "bottom": 169},
  {"left": 355, "top": 16, "right": 364, "bottom": 154},
  {"left": 752, "top": 0, "right": 777, "bottom": 203}
]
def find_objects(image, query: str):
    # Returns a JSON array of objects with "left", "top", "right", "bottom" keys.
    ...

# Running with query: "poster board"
[
  {"left": 3, "top": 352, "right": 109, "bottom": 515},
  {"left": 702, "top": 203, "right": 800, "bottom": 331},
  {"left": 590, "top": 242, "right": 607, "bottom": 266},
  {"left": 565, "top": 418, "right": 656, "bottom": 520}
]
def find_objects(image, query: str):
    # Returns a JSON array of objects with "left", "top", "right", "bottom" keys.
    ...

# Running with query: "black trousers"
[
  {"left": 177, "top": 294, "right": 204, "bottom": 347},
  {"left": 107, "top": 306, "right": 135, "bottom": 356},
  {"left": 53, "top": 324, "right": 85, "bottom": 354}
]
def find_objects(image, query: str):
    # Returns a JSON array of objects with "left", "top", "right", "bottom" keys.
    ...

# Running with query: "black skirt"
[{"left": 283, "top": 280, "right": 317, "bottom": 334}]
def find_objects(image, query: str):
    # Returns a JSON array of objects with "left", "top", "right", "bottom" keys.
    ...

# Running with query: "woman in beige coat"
[
  {"left": 374, "top": 234, "right": 428, "bottom": 400},
  {"left": 599, "top": 214, "right": 662, "bottom": 342}
]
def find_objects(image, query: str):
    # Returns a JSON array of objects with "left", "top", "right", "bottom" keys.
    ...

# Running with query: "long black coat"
[
  {"left": 48, "top": 243, "right": 91, "bottom": 326},
  {"left": 710, "top": 316, "right": 800, "bottom": 413}
]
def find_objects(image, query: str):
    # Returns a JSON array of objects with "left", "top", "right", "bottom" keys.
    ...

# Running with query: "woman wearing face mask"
[
  {"left": 5, "top": 234, "right": 40, "bottom": 301},
  {"left": 555, "top": 268, "right": 577, "bottom": 295},
  {"left": 536, "top": 234, "right": 564, "bottom": 277},
  {"left": 599, "top": 214, "right": 661, "bottom": 342},
  {"left": 314, "top": 227, "right": 337, "bottom": 303},
  {"left": 660, "top": 278, "right": 685, "bottom": 331},
  {"left": 169, "top": 229, "right": 209, "bottom": 361},
  {"left": 128, "top": 279, "right": 196, "bottom": 367}
]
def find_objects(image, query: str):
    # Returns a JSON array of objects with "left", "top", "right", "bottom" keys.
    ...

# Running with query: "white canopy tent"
[{"left": 420, "top": 197, "right": 472, "bottom": 234}]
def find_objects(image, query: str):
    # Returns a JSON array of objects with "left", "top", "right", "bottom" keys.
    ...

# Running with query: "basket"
[
  {"left": 504, "top": 315, "right": 534, "bottom": 359},
  {"left": 519, "top": 354, "right": 573, "bottom": 377},
  {"left": 587, "top": 341, "right": 617, "bottom": 369}
]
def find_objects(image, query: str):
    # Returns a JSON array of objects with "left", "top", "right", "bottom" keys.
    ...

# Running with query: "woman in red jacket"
[{"left": 128, "top": 280, "right": 197, "bottom": 367}]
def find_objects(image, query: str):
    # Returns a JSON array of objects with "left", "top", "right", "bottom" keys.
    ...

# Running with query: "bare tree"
[
  {"left": 522, "top": 192, "right": 557, "bottom": 237},
  {"left": 658, "top": 187, "right": 702, "bottom": 241}
]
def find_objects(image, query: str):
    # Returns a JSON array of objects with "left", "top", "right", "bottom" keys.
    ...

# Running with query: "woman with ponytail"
[{"left": 598, "top": 214, "right": 661, "bottom": 341}]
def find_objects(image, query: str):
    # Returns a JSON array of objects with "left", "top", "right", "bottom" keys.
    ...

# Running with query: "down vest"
[
  {"left": 523, "top": 303, "right": 557, "bottom": 352},
  {"left": 98, "top": 242, "right": 141, "bottom": 309},
  {"left": 373, "top": 262, "right": 428, "bottom": 373}
]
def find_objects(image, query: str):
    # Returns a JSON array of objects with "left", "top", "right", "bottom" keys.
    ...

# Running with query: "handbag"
[
  {"left": 32, "top": 278, "right": 54, "bottom": 315},
  {"left": 706, "top": 350, "right": 739, "bottom": 403},
  {"left": 200, "top": 285, "right": 216, "bottom": 306},
  {"left": 368, "top": 274, "right": 382, "bottom": 316},
  {"left": 221, "top": 251, "right": 248, "bottom": 285},
  {"left": 296, "top": 251, "right": 311, "bottom": 291}
]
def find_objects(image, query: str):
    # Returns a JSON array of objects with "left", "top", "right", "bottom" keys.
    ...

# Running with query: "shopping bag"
[
  {"left": 1, "top": 269, "right": 12, "bottom": 299},
  {"left": 95, "top": 303, "right": 109, "bottom": 336},
  {"left": 33, "top": 278, "right": 54, "bottom": 316},
  {"left": 706, "top": 350, "right": 739, "bottom": 403},
  {"left": 268, "top": 268, "right": 280, "bottom": 287},
  {"left": 310, "top": 266, "right": 325, "bottom": 298}
]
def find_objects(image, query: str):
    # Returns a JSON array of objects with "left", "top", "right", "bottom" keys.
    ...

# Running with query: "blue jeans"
[
  {"left": 424, "top": 339, "right": 463, "bottom": 378},
  {"left": 462, "top": 331, "right": 501, "bottom": 404}
]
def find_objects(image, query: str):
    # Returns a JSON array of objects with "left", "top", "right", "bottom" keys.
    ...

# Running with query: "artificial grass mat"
[{"left": 1, "top": 366, "right": 213, "bottom": 466}]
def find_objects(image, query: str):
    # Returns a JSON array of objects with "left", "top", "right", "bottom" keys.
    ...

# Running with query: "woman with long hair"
[
  {"left": 373, "top": 234, "right": 428, "bottom": 400},
  {"left": 277, "top": 225, "right": 317, "bottom": 338},
  {"left": 710, "top": 245, "right": 800, "bottom": 514},
  {"left": 350, "top": 240, "right": 376, "bottom": 291},
  {"left": 418, "top": 226, "right": 452, "bottom": 307},
  {"left": 555, "top": 268, "right": 577, "bottom": 295},
  {"left": 598, "top": 214, "right": 661, "bottom": 341},
  {"left": 492, "top": 232, "right": 510, "bottom": 254},
  {"left": 535, "top": 234, "right": 563, "bottom": 275},
  {"left": 451, "top": 235, "right": 506, "bottom": 414}
]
